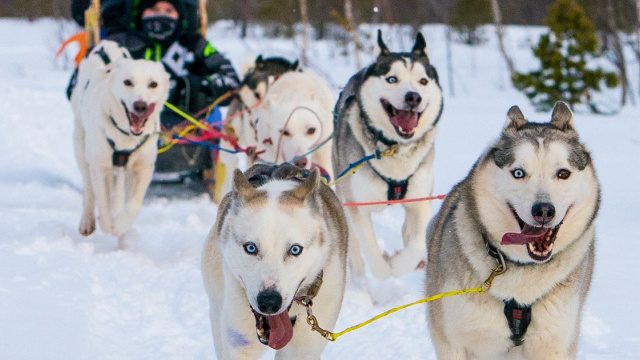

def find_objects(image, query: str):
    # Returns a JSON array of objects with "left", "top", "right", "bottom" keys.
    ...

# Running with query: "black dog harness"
[
  {"left": 484, "top": 235, "right": 532, "bottom": 347},
  {"left": 106, "top": 135, "right": 150, "bottom": 167},
  {"left": 370, "top": 166, "right": 412, "bottom": 201}
]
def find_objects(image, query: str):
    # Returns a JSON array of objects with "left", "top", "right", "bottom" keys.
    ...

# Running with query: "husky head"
[
  {"left": 476, "top": 103, "right": 600, "bottom": 264},
  {"left": 220, "top": 167, "right": 329, "bottom": 349},
  {"left": 109, "top": 58, "right": 170, "bottom": 136},
  {"left": 359, "top": 30, "right": 443, "bottom": 142},
  {"left": 237, "top": 55, "right": 299, "bottom": 107}
]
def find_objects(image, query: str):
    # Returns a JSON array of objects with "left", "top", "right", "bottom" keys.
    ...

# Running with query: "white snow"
[{"left": 0, "top": 18, "right": 638, "bottom": 359}]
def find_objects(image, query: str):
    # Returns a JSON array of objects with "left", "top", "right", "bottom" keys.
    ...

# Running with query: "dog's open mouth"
[
  {"left": 380, "top": 99, "right": 421, "bottom": 139},
  {"left": 251, "top": 304, "right": 294, "bottom": 350},
  {"left": 501, "top": 205, "right": 562, "bottom": 262},
  {"left": 121, "top": 101, "right": 155, "bottom": 136}
]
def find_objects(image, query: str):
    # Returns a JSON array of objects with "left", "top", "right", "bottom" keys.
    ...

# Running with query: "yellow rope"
[
  {"left": 157, "top": 124, "right": 199, "bottom": 154},
  {"left": 326, "top": 162, "right": 367, "bottom": 187},
  {"left": 326, "top": 286, "right": 484, "bottom": 341},
  {"left": 164, "top": 102, "right": 209, "bottom": 131}
]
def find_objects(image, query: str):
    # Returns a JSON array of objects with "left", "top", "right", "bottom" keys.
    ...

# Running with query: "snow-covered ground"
[{"left": 1, "top": 18, "right": 638, "bottom": 359}]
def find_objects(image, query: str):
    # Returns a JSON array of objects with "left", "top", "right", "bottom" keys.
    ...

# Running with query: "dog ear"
[
  {"left": 503, "top": 105, "right": 528, "bottom": 131},
  {"left": 411, "top": 32, "right": 427, "bottom": 58},
  {"left": 282, "top": 168, "right": 320, "bottom": 202},
  {"left": 290, "top": 59, "right": 300, "bottom": 71},
  {"left": 550, "top": 102, "right": 576, "bottom": 132},
  {"left": 377, "top": 30, "right": 391, "bottom": 57},
  {"left": 256, "top": 55, "right": 264, "bottom": 69},
  {"left": 232, "top": 169, "right": 261, "bottom": 202}
]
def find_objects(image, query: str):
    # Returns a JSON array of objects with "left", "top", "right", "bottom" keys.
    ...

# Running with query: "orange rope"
[{"left": 342, "top": 194, "right": 446, "bottom": 207}]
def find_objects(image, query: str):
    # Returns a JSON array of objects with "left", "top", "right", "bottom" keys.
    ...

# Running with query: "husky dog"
[
  {"left": 202, "top": 164, "right": 347, "bottom": 359},
  {"left": 426, "top": 103, "right": 599, "bottom": 359},
  {"left": 71, "top": 40, "right": 170, "bottom": 247},
  {"left": 333, "top": 30, "right": 443, "bottom": 279},
  {"left": 255, "top": 71, "right": 335, "bottom": 181},
  {"left": 217, "top": 56, "right": 299, "bottom": 202}
]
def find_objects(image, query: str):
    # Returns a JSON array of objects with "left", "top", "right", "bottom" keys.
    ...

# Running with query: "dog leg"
[
  {"left": 74, "top": 126, "right": 96, "bottom": 236},
  {"left": 112, "top": 160, "right": 153, "bottom": 237},
  {"left": 389, "top": 202, "right": 431, "bottom": 277},
  {"left": 346, "top": 207, "right": 392, "bottom": 280},
  {"left": 347, "top": 224, "right": 366, "bottom": 277},
  {"left": 219, "top": 283, "right": 265, "bottom": 359},
  {"left": 90, "top": 165, "right": 114, "bottom": 235}
]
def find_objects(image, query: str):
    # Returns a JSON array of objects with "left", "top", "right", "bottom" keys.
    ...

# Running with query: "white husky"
[
  {"left": 71, "top": 40, "right": 170, "bottom": 248},
  {"left": 255, "top": 71, "right": 335, "bottom": 182},
  {"left": 202, "top": 164, "right": 347, "bottom": 359}
]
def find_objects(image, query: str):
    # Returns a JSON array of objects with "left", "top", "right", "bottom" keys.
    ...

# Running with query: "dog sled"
[{"left": 66, "top": 0, "right": 230, "bottom": 197}]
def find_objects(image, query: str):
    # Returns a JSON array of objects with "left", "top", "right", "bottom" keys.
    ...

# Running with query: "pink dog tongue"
[
  {"left": 501, "top": 224, "right": 548, "bottom": 245},
  {"left": 129, "top": 103, "right": 156, "bottom": 133},
  {"left": 390, "top": 110, "right": 418, "bottom": 132},
  {"left": 266, "top": 310, "right": 293, "bottom": 350}
]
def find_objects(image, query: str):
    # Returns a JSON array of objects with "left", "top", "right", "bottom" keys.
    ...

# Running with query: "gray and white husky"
[
  {"left": 333, "top": 30, "right": 443, "bottom": 279},
  {"left": 202, "top": 164, "right": 347, "bottom": 359},
  {"left": 426, "top": 103, "right": 600, "bottom": 359}
]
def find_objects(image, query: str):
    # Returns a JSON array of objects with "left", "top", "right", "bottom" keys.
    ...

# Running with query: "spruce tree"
[
  {"left": 513, "top": 0, "right": 618, "bottom": 112},
  {"left": 449, "top": 0, "right": 492, "bottom": 45}
]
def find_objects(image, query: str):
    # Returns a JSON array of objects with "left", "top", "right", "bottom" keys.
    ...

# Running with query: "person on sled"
[{"left": 69, "top": 0, "right": 240, "bottom": 198}]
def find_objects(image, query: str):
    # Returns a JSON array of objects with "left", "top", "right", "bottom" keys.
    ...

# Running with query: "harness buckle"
[{"left": 378, "top": 144, "right": 398, "bottom": 158}]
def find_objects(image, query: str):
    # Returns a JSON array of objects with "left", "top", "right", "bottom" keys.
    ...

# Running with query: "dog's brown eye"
[
  {"left": 149, "top": 81, "right": 158, "bottom": 89},
  {"left": 557, "top": 169, "right": 571, "bottom": 180},
  {"left": 307, "top": 127, "right": 316, "bottom": 135},
  {"left": 282, "top": 130, "right": 291, "bottom": 137},
  {"left": 419, "top": 78, "right": 428, "bottom": 86},
  {"left": 254, "top": 92, "right": 261, "bottom": 100},
  {"left": 124, "top": 79, "right": 133, "bottom": 87}
]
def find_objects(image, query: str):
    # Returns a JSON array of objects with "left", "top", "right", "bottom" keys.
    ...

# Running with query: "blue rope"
[
  {"left": 334, "top": 149, "right": 381, "bottom": 180},
  {"left": 290, "top": 134, "right": 334, "bottom": 163},
  {"left": 172, "top": 135, "right": 240, "bottom": 154}
]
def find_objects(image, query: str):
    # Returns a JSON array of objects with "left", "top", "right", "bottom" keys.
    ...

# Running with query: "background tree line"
[{"left": 1, "top": 0, "right": 637, "bottom": 32}]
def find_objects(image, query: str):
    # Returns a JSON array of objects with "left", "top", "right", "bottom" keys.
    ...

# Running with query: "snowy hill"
[{"left": 0, "top": 18, "right": 638, "bottom": 359}]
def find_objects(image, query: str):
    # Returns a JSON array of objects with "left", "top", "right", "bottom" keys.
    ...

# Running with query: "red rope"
[{"left": 342, "top": 194, "right": 446, "bottom": 207}]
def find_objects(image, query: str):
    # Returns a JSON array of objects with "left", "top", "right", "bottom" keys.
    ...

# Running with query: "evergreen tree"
[
  {"left": 513, "top": 0, "right": 618, "bottom": 112},
  {"left": 449, "top": 0, "right": 492, "bottom": 45}
]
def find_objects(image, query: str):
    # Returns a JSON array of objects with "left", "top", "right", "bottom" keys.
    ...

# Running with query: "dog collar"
[
  {"left": 482, "top": 233, "right": 532, "bottom": 347},
  {"left": 106, "top": 135, "right": 150, "bottom": 167},
  {"left": 360, "top": 109, "right": 398, "bottom": 148},
  {"left": 294, "top": 271, "right": 324, "bottom": 308}
]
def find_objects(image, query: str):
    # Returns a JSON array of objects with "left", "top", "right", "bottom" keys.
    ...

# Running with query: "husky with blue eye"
[
  {"left": 202, "top": 163, "right": 347, "bottom": 359},
  {"left": 333, "top": 30, "right": 443, "bottom": 279},
  {"left": 426, "top": 103, "right": 600, "bottom": 359}
]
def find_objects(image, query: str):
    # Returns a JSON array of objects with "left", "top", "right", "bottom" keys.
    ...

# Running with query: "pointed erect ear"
[
  {"left": 503, "top": 105, "right": 528, "bottom": 131},
  {"left": 550, "top": 102, "right": 575, "bottom": 132},
  {"left": 282, "top": 168, "right": 320, "bottom": 202},
  {"left": 232, "top": 169, "right": 259, "bottom": 202},
  {"left": 290, "top": 59, "right": 300, "bottom": 71},
  {"left": 377, "top": 29, "right": 391, "bottom": 57},
  {"left": 411, "top": 32, "right": 427, "bottom": 57},
  {"left": 255, "top": 55, "right": 263, "bottom": 65}
]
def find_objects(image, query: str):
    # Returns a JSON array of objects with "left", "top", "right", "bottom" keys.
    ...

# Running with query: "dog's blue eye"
[
  {"left": 512, "top": 168, "right": 526, "bottom": 179},
  {"left": 289, "top": 244, "right": 303, "bottom": 256},
  {"left": 386, "top": 76, "right": 397, "bottom": 84},
  {"left": 243, "top": 242, "right": 258, "bottom": 255}
]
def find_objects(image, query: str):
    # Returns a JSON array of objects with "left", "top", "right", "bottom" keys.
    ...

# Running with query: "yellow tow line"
[{"left": 305, "top": 262, "right": 506, "bottom": 342}]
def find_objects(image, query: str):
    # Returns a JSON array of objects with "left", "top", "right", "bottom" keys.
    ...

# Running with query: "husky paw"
[
  {"left": 97, "top": 215, "right": 115, "bottom": 236},
  {"left": 112, "top": 213, "right": 134, "bottom": 238},
  {"left": 79, "top": 216, "right": 96, "bottom": 236},
  {"left": 389, "top": 252, "right": 424, "bottom": 278},
  {"left": 369, "top": 260, "right": 392, "bottom": 280}
]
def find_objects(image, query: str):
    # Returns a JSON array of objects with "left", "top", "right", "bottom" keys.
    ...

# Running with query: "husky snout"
[
  {"left": 405, "top": 91, "right": 422, "bottom": 108},
  {"left": 532, "top": 202, "right": 556, "bottom": 225},
  {"left": 257, "top": 289, "right": 283, "bottom": 314},
  {"left": 133, "top": 100, "right": 148, "bottom": 114},
  {"left": 293, "top": 157, "right": 308, "bottom": 168}
]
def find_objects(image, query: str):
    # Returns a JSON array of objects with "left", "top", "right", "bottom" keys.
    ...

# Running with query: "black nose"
[
  {"left": 531, "top": 202, "right": 556, "bottom": 225},
  {"left": 405, "top": 91, "right": 422, "bottom": 108},
  {"left": 293, "top": 157, "right": 308, "bottom": 168},
  {"left": 257, "top": 290, "right": 282, "bottom": 314},
  {"left": 133, "top": 101, "right": 148, "bottom": 114}
]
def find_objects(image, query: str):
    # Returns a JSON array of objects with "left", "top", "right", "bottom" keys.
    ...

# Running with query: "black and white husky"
[{"left": 333, "top": 30, "right": 443, "bottom": 279}]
